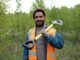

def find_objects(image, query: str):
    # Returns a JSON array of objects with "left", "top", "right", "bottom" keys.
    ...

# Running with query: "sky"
[{"left": 7, "top": 0, "right": 80, "bottom": 13}]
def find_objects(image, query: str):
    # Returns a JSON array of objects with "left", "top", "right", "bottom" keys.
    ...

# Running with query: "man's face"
[{"left": 34, "top": 12, "right": 45, "bottom": 27}]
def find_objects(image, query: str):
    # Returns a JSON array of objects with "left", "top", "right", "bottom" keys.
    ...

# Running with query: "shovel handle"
[
  {"left": 22, "top": 40, "right": 35, "bottom": 49},
  {"left": 23, "top": 24, "right": 53, "bottom": 49}
]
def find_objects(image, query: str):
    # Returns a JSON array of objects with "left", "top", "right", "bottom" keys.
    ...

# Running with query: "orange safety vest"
[{"left": 28, "top": 27, "right": 56, "bottom": 60}]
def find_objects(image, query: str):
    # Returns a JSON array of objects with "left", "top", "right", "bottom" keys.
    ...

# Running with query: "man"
[{"left": 23, "top": 9, "right": 64, "bottom": 60}]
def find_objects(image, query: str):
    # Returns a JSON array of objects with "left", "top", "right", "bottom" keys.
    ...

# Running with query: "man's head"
[{"left": 33, "top": 9, "right": 46, "bottom": 27}]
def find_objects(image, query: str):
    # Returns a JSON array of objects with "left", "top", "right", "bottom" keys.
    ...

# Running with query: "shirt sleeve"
[
  {"left": 47, "top": 32, "right": 64, "bottom": 49},
  {"left": 23, "top": 33, "right": 29, "bottom": 60}
]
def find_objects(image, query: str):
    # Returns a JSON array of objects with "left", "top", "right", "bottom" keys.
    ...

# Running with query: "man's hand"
[{"left": 40, "top": 29, "right": 49, "bottom": 37}]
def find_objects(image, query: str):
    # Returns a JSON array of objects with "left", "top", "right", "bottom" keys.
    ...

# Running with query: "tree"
[
  {"left": 0, "top": 1, "right": 5, "bottom": 14},
  {"left": 16, "top": 0, "right": 21, "bottom": 13},
  {"left": 0, "top": 0, "right": 10, "bottom": 14},
  {"left": 30, "top": 0, "right": 45, "bottom": 12}
]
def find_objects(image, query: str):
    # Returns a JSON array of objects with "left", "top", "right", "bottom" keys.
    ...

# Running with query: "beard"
[{"left": 35, "top": 20, "right": 44, "bottom": 27}]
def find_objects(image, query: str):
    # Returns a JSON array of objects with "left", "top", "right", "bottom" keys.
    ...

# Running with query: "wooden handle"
[
  {"left": 46, "top": 24, "right": 53, "bottom": 31},
  {"left": 35, "top": 24, "right": 53, "bottom": 41},
  {"left": 35, "top": 34, "right": 42, "bottom": 40}
]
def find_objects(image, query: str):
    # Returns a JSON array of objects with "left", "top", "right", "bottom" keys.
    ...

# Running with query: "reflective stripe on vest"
[{"left": 28, "top": 27, "right": 56, "bottom": 60}]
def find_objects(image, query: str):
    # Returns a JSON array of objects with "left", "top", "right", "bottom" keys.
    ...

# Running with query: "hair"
[{"left": 33, "top": 9, "right": 46, "bottom": 19}]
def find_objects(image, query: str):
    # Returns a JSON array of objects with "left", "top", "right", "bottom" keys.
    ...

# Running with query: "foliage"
[
  {"left": 0, "top": 0, "right": 80, "bottom": 60},
  {"left": 31, "top": 0, "right": 45, "bottom": 12}
]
